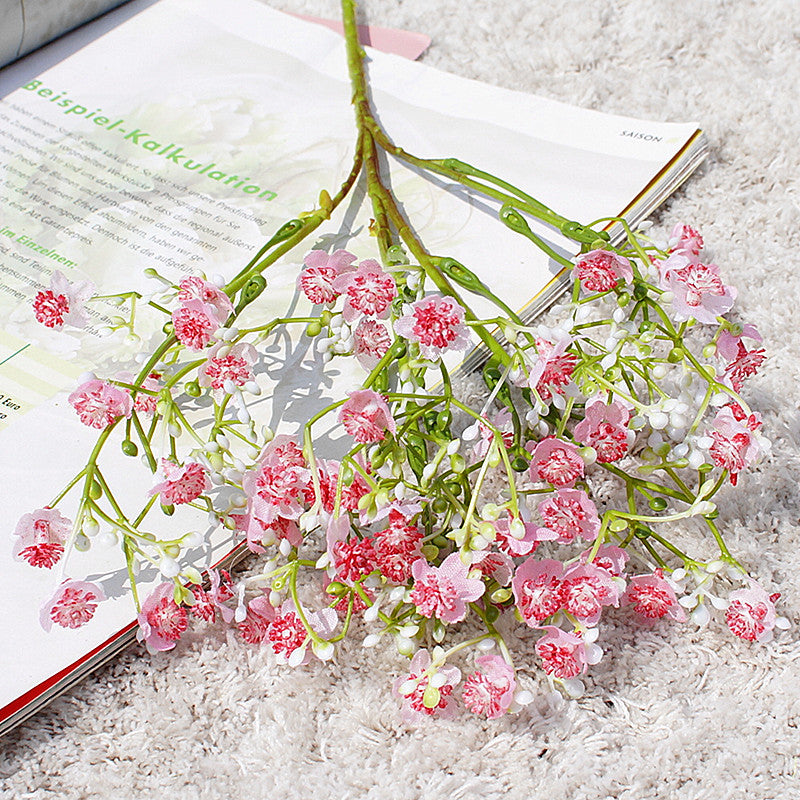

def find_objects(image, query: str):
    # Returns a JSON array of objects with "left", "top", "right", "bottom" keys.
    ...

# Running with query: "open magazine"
[{"left": 0, "top": 0, "right": 707, "bottom": 736}]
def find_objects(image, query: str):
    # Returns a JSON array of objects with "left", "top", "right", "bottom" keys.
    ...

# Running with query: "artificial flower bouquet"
[{"left": 14, "top": 0, "right": 786, "bottom": 722}]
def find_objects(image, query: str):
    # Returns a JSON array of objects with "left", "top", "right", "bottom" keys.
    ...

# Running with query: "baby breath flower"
[
  {"left": 171, "top": 300, "right": 220, "bottom": 351},
  {"left": 725, "top": 580, "right": 779, "bottom": 643},
  {"left": 297, "top": 249, "right": 356, "bottom": 304},
  {"left": 512, "top": 558, "right": 565, "bottom": 627},
  {"left": 40, "top": 579, "right": 106, "bottom": 631},
  {"left": 393, "top": 649, "right": 461, "bottom": 722},
  {"left": 333, "top": 259, "right": 397, "bottom": 322},
  {"left": 409, "top": 553, "right": 485, "bottom": 623},
  {"left": 137, "top": 583, "right": 188, "bottom": 652},
  {"left": 198, "top": 341, "right": 258, "bottom": 398},
  {"left": 177, "top": 276, "right": 234, "bottom": 321},
  {"left": 658, "top": 253, "right": 736, "bottom": 324},
  {"left": 338, "top": 389, "right": 396, "bottom": 443},
  {"left": 394, "top": 294, "right": 470, "bottom": 360},
  {"left": 622, "top": 569, "right": 686, "bottom": 623},
  {"left": 150, "top": 459, "right": 210, "bottom": 506},
  {"left": 538, "top": 489, "right": 600, "bottom": 544},
  {"left": 69, "top": 379, "right": 133, "bottom": 429},
  {"left": 573, "top": 249, "right": 633, "bottom": 293},
  {"left": 353, "top": 318, "right": 392, "bottom": 368},
  {"left": 13, "top": 508, "right": 71, "bottom": 569},
  {"left": 462, "top": 654, "right": 516, "bottom": 719},
  {"left": 573, "top": 399, "right": 633, "bottom": 464},
  {"left": 527, "top": 437, "right": 585, "bottom": 487},
  {"left": 535, "top": 626, "right": 588, "bottom": 680},
  {"left": 32, "top": 270, "right": 95, "bottom": 330}
]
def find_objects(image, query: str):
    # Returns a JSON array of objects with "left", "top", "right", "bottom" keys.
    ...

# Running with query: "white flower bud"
[
  {"left": 363, "top": 603, "right": 381, "bottom": 622},
  {"left": 583, "top": 626, "right": 600, "bottom": 643},
  {"left": 513, "top": 689, "right": 534, "bottom": 706},
  {"left": 690, "top": 603, "right": 711, "bottom": 626},
  {"left": 395, "top": 636, "right": 415, "bottom": 656},
  {"left": 312, "top": 641, "right": 335, "bottom": 661},
  {"left": 159, "top": 557, "right": 180, "bottom": 578},
  {"left": 183, "top": 531, "right": 204, "bottom": 547},
  {"left": 430, "top": 672, "right": 449, "bottom": 688},
  {"left": 561, "top": 678, "right": 585, "bottom": 698}
]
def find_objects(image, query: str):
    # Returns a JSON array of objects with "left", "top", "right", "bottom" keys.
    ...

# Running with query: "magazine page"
[
  {"left": 0, "top": 0, "right": 702, "bottom": 728},
  {"left": 0, "top": 0, "right": 132, "bottom": 68}
]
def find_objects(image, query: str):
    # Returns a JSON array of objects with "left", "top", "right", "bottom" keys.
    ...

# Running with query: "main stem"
[{"left": 340, "top": 0, "right": 511, "bottom": 367}]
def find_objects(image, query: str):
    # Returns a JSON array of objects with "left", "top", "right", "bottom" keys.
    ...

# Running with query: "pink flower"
[
  {"left": 535, "top": 626, "right": 588, "bottom": 679},
  {"left": 306, "top": 458, "right": 369, "bottom": 517},
  {"left": 470, "top": 550, "right": 515, "bottom": 586},
  {"left": 297, "top": 249, "right": 356, "bottom": 304},
  {"left": 622, "top": 569, "right": 686, "bottom": 623},
  {"left": 69, "top": 378, "right": 133, "bottom": 429},
  {"left": 265, "top": 600, "right": 337, "bottom": 665},
  {"left": 242, "top": 515, "right": 302, "bottom": 555},
  {"left": 462, "top": 654, "right": 516, "bottom": 719},
  {"left": 353, "top": 318, "right": 392, "bottom": 370},
  {"left": 393, "top": 649, "right": 461, "bottom": 722},
  {"left": 150, "top": 459, "right": 209, "bottom": 506},
  {"left": 725, "top": 580, "right": 779, "bottom": 643},
  {"left": 669, "top": 222, "right": 704, "bottom": 257},
  {"left": 338, "top": 389, "right": 396, "bottom": 443},
  {"left": 512, "top": 558, "right": 565, "bottom": 627},
  {"left": 137, "top": 582, "right": 188, "bottom": 652},
  {"left": 707, "top": 406, "right": 763, "bottom": 485},
  {"left": 573, "top": 399, "right": 632, "bottom": 463},
  {"left": 574, "top": 249, "right": 633, "bottom": 293},
  {"left": 13, "top": 507, "right": 71, "bottom": 569},
  {"left": 172, "top": 299, "right": 220, "bottom": 351},
  {"left": 32, "top": 270, "right": 95, "bottom": 330},
  {"left": 198, "top": 341, "right": 258, "bottom": 397},
  {"left": 333, "top": 259, "right": 397, "bottom": 323},
  {"left": 373, "top": 511, "right": 423, "bottom": 583},
  {"left": 238, "top": 595, "right": 276, "bottom": 644},
  {"left": 471, "top": 409, "right": 514, "bottom": 462},
  {"left": 243, "top": 442, "right": 310, "bottom": 527},
  {"left": 409, "top": 552, "right": 485, "bottom": 623},
  {"left": 333, "top": 535, "right": 378, "bottom": 583},
  {"left": 581, "top": 544, "right": 629, "bottom": 577},
  {"left": 493, "top": 516, "right": 556, "bottom": 557},
  {"left": 538, "top": 488, "right": 601, "bottom": 543},
  {"left": 114, "top": 370, "right": 162, "bottom": 415},
  {"left": 394, "top": 294, "right": 470, "bottom": 361},
  {"left": 716, "top": 324, "right": 762, "bottom": 362},
  {"left": 40, "top": 579, "right": 106, "bottom": 631},
  {"left": 265, "top": 605, "right": 307, "bottom": 657},
  {"left": 717, "top": 328, "right": 766, "bottom": 392},
  {"left": 190, "top": 569, "right": 235, "bottom": 624},
  {"left": 659, "top": 253, "right": 736, "bottom": 324},
  {"left": 177, "top": 276, "right": 234, "bottom": 322},
  {"left": 527, "top": 437, "right": 585, "bottom": 487},
  {"left": 560, "top": 562, "right": 621, "bottom": 626},
  {"left": 527, "top": 337, "right": 578, "bottom": 403}
]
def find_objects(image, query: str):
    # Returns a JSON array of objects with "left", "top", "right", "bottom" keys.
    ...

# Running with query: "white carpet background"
[{"left": 3, "top": 1, "right": 800, "bottom": 798}]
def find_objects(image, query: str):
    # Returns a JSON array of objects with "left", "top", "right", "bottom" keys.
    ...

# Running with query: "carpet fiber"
[{"left": 3, "top": 1, "right": 800, "bottom": 798}]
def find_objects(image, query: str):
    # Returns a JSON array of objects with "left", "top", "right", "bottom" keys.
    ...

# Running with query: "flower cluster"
[
  {"left": 20, "top": 210, "right": 786, "bottom": 722},
  {"left": 18, "top": 8, "right": 783, "bottom": 720}
]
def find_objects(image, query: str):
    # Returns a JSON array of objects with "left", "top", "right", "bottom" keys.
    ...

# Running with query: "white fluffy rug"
[{"left": 3, "top": 1, "right": 800, "bottom": 798}]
